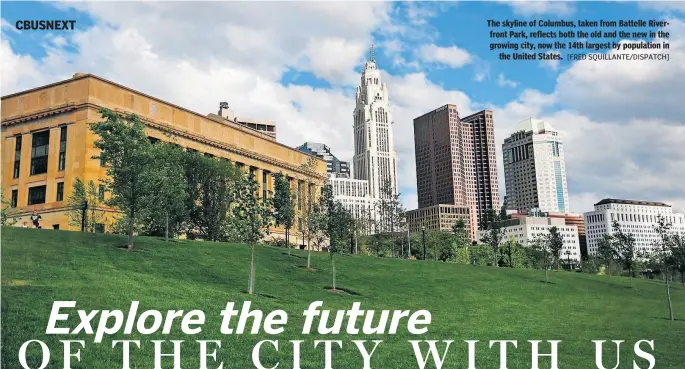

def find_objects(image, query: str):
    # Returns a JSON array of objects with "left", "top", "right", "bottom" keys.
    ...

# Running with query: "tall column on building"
[
  {"left": 352, "top": 45, "right": 399, "bottom": 201},
  {"left": 502, "top": 118, "right": 569, "bottom": 213}
]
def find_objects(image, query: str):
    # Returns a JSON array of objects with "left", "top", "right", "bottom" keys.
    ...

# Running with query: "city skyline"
[{"left": 1, "top": 2, "right": 683, "bottom": 214}]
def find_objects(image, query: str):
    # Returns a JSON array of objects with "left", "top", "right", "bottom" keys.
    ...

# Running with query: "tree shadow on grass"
[
  {"left": 282, "top": 252, "right": 306, "bottom": 259},
  {"left": 242, "top": 291, "right": 278, "bottom": 299},
  {"left": 323, "top": 286, "right": 361, "bottom": 296},
  {"left": 539, "top": 280, "right": 555, "bottom": 284},
  {"left": 295, "top": 266, "right": 319, "bottom": 272},
  {"left": 115, "top": 245, "right": 149, "bottom": 253},
  {"left": 652, "top": 316, "right": 684, "bottom": 322}
]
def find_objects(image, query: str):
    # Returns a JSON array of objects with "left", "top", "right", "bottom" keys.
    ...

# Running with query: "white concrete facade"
[
  {"left": 479, "top": 216, "right": 581, "bottom": 261},
  {"left": 584, "top": 199, "right": 685, "bottom": 256},
  {"left": 352, "top": 45, "right": 399, "bottom": 202},
  {"left": 328, "top": 173, "right": 374, "bottom": 222},
  {"left": 503, "top": 118, "right": 570, "bottom": 214}
]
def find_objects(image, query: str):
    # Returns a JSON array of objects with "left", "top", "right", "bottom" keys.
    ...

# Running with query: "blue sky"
[{"left": 2, "top": 1, "right": 684, "bottom": 213}]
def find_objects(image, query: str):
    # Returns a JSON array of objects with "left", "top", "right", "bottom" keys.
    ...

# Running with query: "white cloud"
[
  {"left": 497, "top": 73, "right": 518, "bottom": 88},
  {"left": 638, "top": 1, "right": 685, "bottom": 14},
  {"left": 3, "top": 3, "right": 685, "bottom": 215},
  {"left": 418, "top": 43, "right": 472, "bottom": 68},
  {"left": 554, "top": 19, "right": 685, "bottom": 123},
  {"left": 500, "top": 0, "right": 575, "bottom": 16},
  {"left": 1, "top": 18, "right": 20, "bottom": 33},
  {"left": 539, "top": 50, "right": 562, "bottom": 71},
  {"left": 303, "top": 37, "right": 369, "bottom": 85}
]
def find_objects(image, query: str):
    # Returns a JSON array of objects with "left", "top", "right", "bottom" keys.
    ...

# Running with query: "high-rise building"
[
  {"left": 461, "top": 110, "right": 499, "bottom": 222},
  {"left": 584, "top": 199, "right": 685, "bottom": 256},
  {"left": 411, "top": 104, "right": 498, "bottom": 237},
  {"left": 352, "top": 45, "right": 398, "bottom": 201},
  {"left": 296, "top": 143, "right": 371, "bottom": 226},
  {"left": 297, "top": 142, "right": 350, "bottom": 178},
  {"left": 502, "top": 118, "right": 569, "bottom": 214}
]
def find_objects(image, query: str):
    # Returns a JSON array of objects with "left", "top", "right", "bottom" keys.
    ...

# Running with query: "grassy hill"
[{"left": 2, "top": 227, "right": 684, "bottom": 368}]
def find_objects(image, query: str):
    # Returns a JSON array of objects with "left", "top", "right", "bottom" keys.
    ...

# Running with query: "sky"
[{"left": 2, "top": 1, "right": 684, "bottom": 214}]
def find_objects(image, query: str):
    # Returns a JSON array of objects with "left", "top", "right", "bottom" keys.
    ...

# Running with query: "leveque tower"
[{"left": 352, "top": 46, "right": 399, "bottom": 203}]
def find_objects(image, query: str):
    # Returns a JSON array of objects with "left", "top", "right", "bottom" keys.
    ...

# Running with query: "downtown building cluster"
[
  {"left": 5, "top": 46, "right": 683, "bottom": 258},
  {"left": 297, "top": 46, "right": 398, "bottom": 228}
]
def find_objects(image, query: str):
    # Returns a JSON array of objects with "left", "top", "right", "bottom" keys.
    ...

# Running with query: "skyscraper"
[
  {"left": 460, "top": 110, "right": 500, "bottom": 223},
  {"left": 296, "top": 142, "right": 350, "bottom": 178},
  {"left": 502, "top": 118, "right": 569, "bottom": 213},
  {"left": 352, "top": 45, "right": 398, "bottom": 201},
  {"left": 412, "top": 104, "right": 499, "bottom": 232}
]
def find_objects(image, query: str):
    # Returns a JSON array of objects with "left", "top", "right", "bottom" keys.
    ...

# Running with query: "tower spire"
[{"left": 370, "top": 44, "right": 375, "bottom": 62}]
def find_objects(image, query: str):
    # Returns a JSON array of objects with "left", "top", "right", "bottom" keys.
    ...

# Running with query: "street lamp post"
[
  {"left": 421, "top": 226, "right": 426, "bottom": 260},
  {"left": 407, "top": 226, "right": 411, "bottom": 259},
  {"left": 80, "top": 200, "right": 88, "bottom": 232}
]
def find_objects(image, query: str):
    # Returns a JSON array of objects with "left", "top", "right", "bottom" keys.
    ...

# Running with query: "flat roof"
[{"left": 594, "top": 198, "right": 671, "bottom": 207}]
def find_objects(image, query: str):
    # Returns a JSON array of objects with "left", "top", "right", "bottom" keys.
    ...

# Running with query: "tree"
[
  {"left": 66, "top": 178, "right": 106, "bottom": 232},
  {"left": 328, "top": 201, "right": 354, "bottom": 291},
  {"left": 299, "top": 157, "right": 321, "bottom": 269},
  {"left": 90, "top": 108, "right": 152, "bottom": 250},
  {"left": 273, "top": 173, "right": 295, "bottom": 254},
  {"left": 140, "top": 143, "right": 187, "bottom": 241},
  {"left": 376, "top": 180, "right": 405, "bottom": 257},
  {"left": 530, "top": 233, "right": 552, "bottom": 283},
  {"left": 1, "top": 189, "right": 17, "bottom": 227},
  {"left": 548, "top": 226, "right": 564, "bottom": 270},
  {"left": 502, "top": 237, "right": 519, "bottom": 268},
  {"left": 479, "top": 209, "right": 506, "bottom": 267},
  {"left": 452, "top": 218, "right": 471, "bottom": 249},
  {"left": 652, "top": 216, "right": 675, "bottom": 320},
  {"left": 611, "top": 220, "right": 636, "bottom": 288},
  {"left": 669, "top": 234, "right": 685, "bottom": 284},
  {"left": 184, "top": 153, "right": 241, "bottom": 241},
  {"left": 596, "top": 234, "right": 616, "bottom": 276},
  {"left": 435, "top": 231, "right": 457, "bottom": 262},
  {"left": 233, "top": 175, "right": 274, "bottom": 295}
]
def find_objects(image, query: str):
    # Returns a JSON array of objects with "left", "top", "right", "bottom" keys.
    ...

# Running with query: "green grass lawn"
[{"left": 2, "top": 227, "right": 684, "bottom": 368}]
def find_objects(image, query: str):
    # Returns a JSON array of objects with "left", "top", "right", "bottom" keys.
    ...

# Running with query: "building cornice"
[
  {"left": 1, "top": 104, "right": 78, "bottom": 127},
  {"left": 1, "top": 73, "right": 324, "bottom": 168},
  {"left": 2, "top": 102, "right": 325, "bottom": 181}
]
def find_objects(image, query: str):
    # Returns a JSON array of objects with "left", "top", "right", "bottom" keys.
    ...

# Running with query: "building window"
[
  {"left": 13, "top": 136, "right": 22, "bottom": 178},
  {"left": 52, "top": 224, "right": 60, "bottom": 230},
  {"left": 262, "top": 171, "right": 268, "bottom": 200},
  {"left": 56, "top": 182, "right": 64, "bottom": 201},
  {"left": 30, "top": 131, "right": 50, "bottom": 175},
  {"left": 58, "top": 126, "right": 67, "bottom": 171},
  {"left": 11, "top": 190, "right": 18, "bottom": 208},
  {"left": 297, "top": 181, "right": 302, "bottom": 210},
  {"left": 98, "top": 185, "right": 106, "bottom": 201},
  {"left": 28, "top": 185, "right": 46, "bottom": 205}
]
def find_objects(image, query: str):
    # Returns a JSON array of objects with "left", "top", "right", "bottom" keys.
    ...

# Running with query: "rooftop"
[
  {"left": 513, "top": 117, "right": 555, "bottom": 134},
  {"left": 594, "top": 198, "right": 671, "bottom": 207}
]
